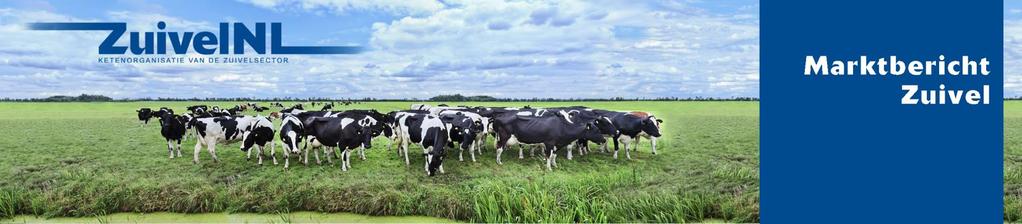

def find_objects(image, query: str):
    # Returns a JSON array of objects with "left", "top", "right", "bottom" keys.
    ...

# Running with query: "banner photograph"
[{"left": 0, "top": 0, "right": 1012, "bottom": 223}]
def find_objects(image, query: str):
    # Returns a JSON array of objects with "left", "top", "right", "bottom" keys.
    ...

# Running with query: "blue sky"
[
  {"left": 0, "top": 0, "right": 759, "bottom": 99},
  {"left": 1006, "top": 1, "right": 1022, "bottom": 97}
]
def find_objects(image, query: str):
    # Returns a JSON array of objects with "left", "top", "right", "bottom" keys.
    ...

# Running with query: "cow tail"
[{"left": 491, "top": 120, "right": 505, "bottom": 149}]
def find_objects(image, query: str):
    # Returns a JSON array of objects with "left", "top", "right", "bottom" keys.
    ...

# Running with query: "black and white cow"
[
  {"left": 187, "top": 105, "right": 208, "bottom": 114},
  {"left": 157, "top": 112, "right": 186, "bottom": 158},
  {"left": 158, "top": 107, "right": 175, "bottom": 115},
  {"left": 493, "top": 108, "right": 567, "bottom": 159},
  {"left": 207, "top": 106, "right": 233, "bottom": 117},
  {"left": 334, "top": 109, "right": 393, "bottom": 160},
  {"left": 410, "top": 104, "right": 469, "bottom": 115},
  {"left": 438, "top": 112, "right": 479, "bottom": 162},
  {"left": 191, "top": 116, "right": 275, "bottom": 164},
  {"left": 277, "top": 113, "right": 305, "bottom": 169},
  {"left": 438, "top": 110, "right": 485, "bottom": 161},
  {"left": 136, "top": 108, "right": 154, "bottom": 127},
  {"left": 227, "top": 105, "right": 244, "bottom": 115},
  {"left": 304, "top": 114, "right": 378, "bottom": 171},
  {"left": 592, "top": 110, "right": 663, "bottom": 159},
  {"left": 542, "top": 107, "right": 620, "bottom": 158},
  {"left": 340, "top": 109, "right": 394, "bottom": 137},
  {"left": 242, "top": 116, "right": 276, "bottom": 165},
  {"left": 492, "top": 111, "right": 607, "bottom": 170},
  {"left": 176, "top": 113, "right": 195, "bottom": 141},
  {"left": 386, "top": 110, "right": 429, "bottom": 156},
  {"left": 393, "top": 112, "right": 449, "bottom": 176},
  {"left": 320, "top": 103, "right": 334, "bottom": 111},
  {"left": 284, "top": 109, "right": 349, "bottom": 164}
]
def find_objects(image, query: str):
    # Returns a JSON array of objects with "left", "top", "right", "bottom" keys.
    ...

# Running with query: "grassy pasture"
[
  {"left": 0, "top": 101, "right": 760, "bottom": 223},
  {"left": 1006, "top": 101, "right": 1022, "bottom": 222}
]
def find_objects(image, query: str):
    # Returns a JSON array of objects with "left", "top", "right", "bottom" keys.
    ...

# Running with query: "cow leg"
[
  {"left": 424, "top": 151, "right": 430, "bottom": 175},
  {"left": 651, "top": 136, "right": 658, "bottom": 155},
  {"left": 303, "top": 144, "right": 310, "bottom": 165},
  {"left": 246, "top": 145, "right": 253, "bottom": 161},
  {"left": 495, "top": 133, "right": 509, "bottom": 165},
  {"left": 625, "top": 140, "right": 632, "bottom": 160},
  {"left": 567, "top": 144, "right": 574, "bottom": 160},
  {"left": 393, "top": 136, "right": 401, "bottom": 157},
  {"left": 496, "top": 146, "right": 504, "bottom": 165},
  {"left": 551, "top": 144, "right": 560, "bottom": 168},
  {"left": 271, "top": 141, "right": 279, "bottom": 165},
  {"left": 314, "top": 147, "right": 323, "bottom": 164},
  {"left": 282, "top": 142, "right": 290, "bottom": 169},
  {"left": 440, "top": 164, "right": 445, "bottom": 174},
  {"left": 612, "top": 135, "right": 621, "bottom": 159},
  {"left": 257, "top": 145, "right": 264, "bottom": 165},
  {"left": 347, "top": 148, "right": 354, "bottom": 170},
  {"left": 458, "top": 144, "right": 464, "bottom": 161},
  {"left": 176, "top": 139, "right": 183, "bottom": 158},
  {"left": 344, "top": 148, "right": 352, "bottom": 170},
  {"left": 340, "top": 148, "right": 349, "bottom": 172},
  {"left": 470, "top": 142, "right": 477, "bottom": 162},
  {"left": 359, "top": 145, "right": 366, "bottom": 160},
  {"left": 193, "top": 139, "right": 203, "bottom": 164},
  {"left": 208, "top": 139, "right": 220, "bottom": 163},
  {"left": 166, "top": 139, "right": 174, "bottom": 158},
  {"left": 544, "top": 144, "right": 555, "bottom": 171},
  {"left": 470, "top": 139, "right": 478, "bottom": 157},
  {"left": 480, "top": 134, "right": 488, "bottom": 153},
  {"left": 323, "top": 147, "right": 331, "bottom": 163},
  {"left": 518, "top": 144, "right": 524, "bottom": 159},
  {"left": 401, "top": 140, "right": 410, "bottom": 165}
]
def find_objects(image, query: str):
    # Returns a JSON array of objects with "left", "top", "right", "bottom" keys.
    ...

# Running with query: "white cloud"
[
  {"left": 1007, "top": 19, "right": 1022, "bottom": 97},
  {"left": 238, "top": 0, "right": 445, "bottom": 16}
]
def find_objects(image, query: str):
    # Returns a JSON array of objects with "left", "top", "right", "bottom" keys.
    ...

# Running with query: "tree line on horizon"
[{"left": 0, "top": 93, "right": 760, "bottom": 102}]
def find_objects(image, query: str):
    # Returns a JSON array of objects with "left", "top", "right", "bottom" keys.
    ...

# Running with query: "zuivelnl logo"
[{"left": 27, "top": 21, "right": 362, "bottom": 64}]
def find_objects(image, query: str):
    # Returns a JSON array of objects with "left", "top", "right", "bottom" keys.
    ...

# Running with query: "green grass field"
[
  {"left": 0, "top": 101, "right": 760, "bottom": 223},
  {"left": 1006, "top": 101, "right": 1022, "bottom": 222}
]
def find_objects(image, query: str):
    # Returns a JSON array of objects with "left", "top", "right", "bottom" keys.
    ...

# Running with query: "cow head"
[
  {"left": 240, "top": 130, "right": 255, "bottom": 152},
  {"left": 583, "top": 121, "right": 608, "bottom": 145},
  {"left": 157, "top": 113, "right": 177, "bottom": 127},
  {"left": 424, "top": 129, "right": 448, "bottom": 176},
  {"left": 366, "top": 110, "right": 394, "bottom": 138},
  {"left": 357, "top": 117, "right": 378, "bottom": 149},
  {"left": 137, "top": 108, "right": 153, "bottom": 119},
  {"left": 642, "top": 116, "right": 663, "bottom": 137}
]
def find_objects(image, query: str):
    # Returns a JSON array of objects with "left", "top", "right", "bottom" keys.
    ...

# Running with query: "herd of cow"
[{"left": 135, "top": 103, "right": 664, "bottom": 176}]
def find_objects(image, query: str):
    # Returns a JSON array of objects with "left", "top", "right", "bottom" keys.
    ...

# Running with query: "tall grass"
[
  {"left": 0, "top": 189, "right": 21, "bottom": 218},
  {"left": 469, "top": 170, "right": 758, "bottom": 223}
]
